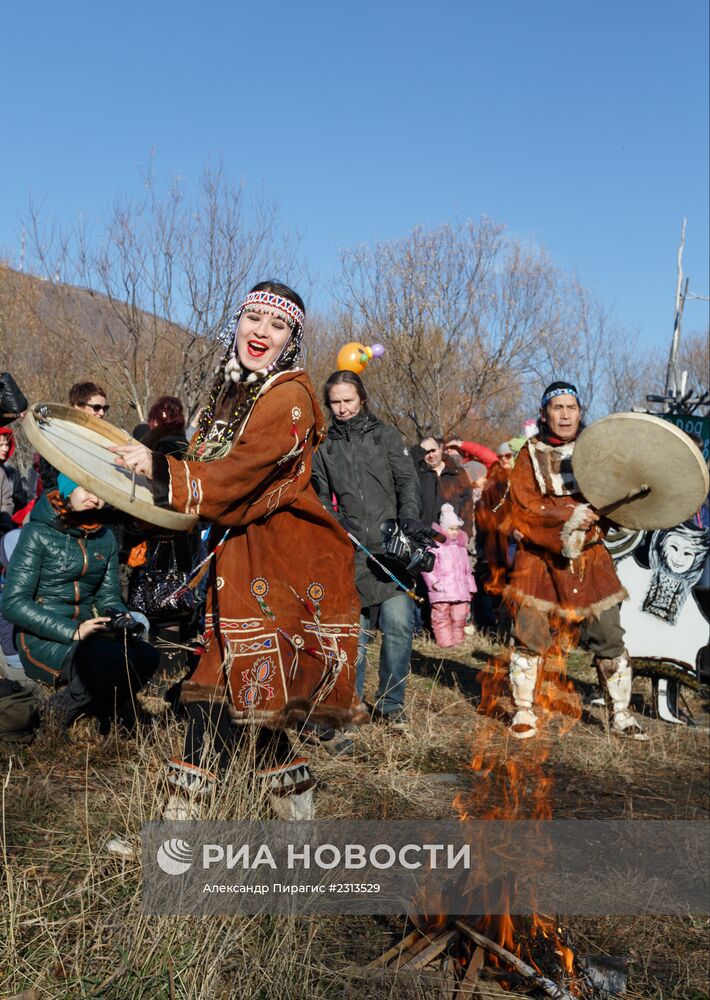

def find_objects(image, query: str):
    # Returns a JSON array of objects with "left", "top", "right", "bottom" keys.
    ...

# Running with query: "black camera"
[
  {"left": 380, "top": 519, "right": 437, "bottom": 575},
  {"left": 103, "top": 608, "right": 145, "bottom": 639}
]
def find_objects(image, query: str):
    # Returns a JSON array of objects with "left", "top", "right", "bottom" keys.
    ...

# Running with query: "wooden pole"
[{"left": 666, "top": 219, "right": 688, "bottom": 402}]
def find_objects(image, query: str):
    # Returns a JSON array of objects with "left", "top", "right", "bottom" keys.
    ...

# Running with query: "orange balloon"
[{"left": 337, "top": 342, "right": 370, "bottom": 374}]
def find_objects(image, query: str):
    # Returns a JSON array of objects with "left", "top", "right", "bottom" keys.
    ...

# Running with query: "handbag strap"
[{"left": 148, "top": 538, "right": 179, "bottom": 574}]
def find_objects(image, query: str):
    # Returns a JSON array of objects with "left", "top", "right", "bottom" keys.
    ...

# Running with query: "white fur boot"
[
  {"left": 269, "top": 786, "right": 316, "bottom": 821},
  {"left": 257, "top": 757, "right": 317, "bottom": 821},
  {"left": 595, "top": 653, "right": 648, "bottom": 742},
  {"left": 163, "top": 794, "right": 202, "bottom": 821},
  {"left": 509, "top": 651, "right": 541, "bottom": 739},
  {"left": 163, "top": 759, "right": 216, "bottom": 820}
]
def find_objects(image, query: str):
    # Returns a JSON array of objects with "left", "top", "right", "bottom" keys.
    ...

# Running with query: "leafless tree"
[
  {"left": 334, "top": 220, "right": 611, "bottom": 441},
  {"left": 676, "top": 329, "right": 710, "bottom": 398},
  {"left": 525, "top": 275, "right": 633, "bottom": 417},
  {"left": 24, "top": 163, "right": 303, "bottom": 426}
]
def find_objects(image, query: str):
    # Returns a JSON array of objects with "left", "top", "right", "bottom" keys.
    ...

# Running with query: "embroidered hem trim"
[{"left": 167, "top": 757, "right": 217, "bottom": 782}]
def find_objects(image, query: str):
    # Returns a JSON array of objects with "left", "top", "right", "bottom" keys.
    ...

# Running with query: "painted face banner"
[{"left": 605, "top": 517, "right": 709, "bottom": 677}]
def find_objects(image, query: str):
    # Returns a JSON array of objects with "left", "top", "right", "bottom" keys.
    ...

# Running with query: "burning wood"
[
  {"left": 358, "top": 917, "right": 590, "bottom": 998},
  {"left": 453, "top": 921, "right": 576, "bottom": 999}
]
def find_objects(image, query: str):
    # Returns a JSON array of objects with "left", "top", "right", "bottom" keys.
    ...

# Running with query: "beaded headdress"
[
  {"left": 189, "top": 288, "right": 305, "bottom": 461},
  {"left": 540, "top": 384, "right": 580, "bottom": 409},
  {"left": 242, "top": 290, "right": 305, "bottom": 329}
]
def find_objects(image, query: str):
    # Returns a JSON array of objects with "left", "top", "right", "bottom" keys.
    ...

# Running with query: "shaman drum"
[
  {"left": 573, "top": 412, "right": 709, "bottom": 530},
  {"left": 22, "top": 403, "right": 197, "bottom": 531}
]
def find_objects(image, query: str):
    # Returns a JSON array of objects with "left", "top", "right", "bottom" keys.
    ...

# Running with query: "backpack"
[{"left": 0, "top": 678, "right": 43, "bottom": 745}]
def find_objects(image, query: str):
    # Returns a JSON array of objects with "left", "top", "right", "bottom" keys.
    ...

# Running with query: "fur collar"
[{"left": 527, "top": 438, "right": 580, "bottom": 497}]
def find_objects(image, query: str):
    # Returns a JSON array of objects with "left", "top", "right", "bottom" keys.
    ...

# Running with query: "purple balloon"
[{"left": 371, "top": 343, "right": 385, "bottom": 358}]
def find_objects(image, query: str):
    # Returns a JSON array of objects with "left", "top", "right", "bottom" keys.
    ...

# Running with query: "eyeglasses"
[{"left": 84, "top": 403, "right": 109, "bottom": 414}]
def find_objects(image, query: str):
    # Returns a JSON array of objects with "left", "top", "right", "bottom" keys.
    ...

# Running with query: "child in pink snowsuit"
[{"left": 422, "top": 504, "right": 476, "bottom": 647}]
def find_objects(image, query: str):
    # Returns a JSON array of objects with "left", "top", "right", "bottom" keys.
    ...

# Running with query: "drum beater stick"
[{"left": 597, "top": 484, "right": 651, "bottom": 518}]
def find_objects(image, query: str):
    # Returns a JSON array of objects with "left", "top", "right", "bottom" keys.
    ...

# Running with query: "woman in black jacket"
[{"left": 311, "top": 371, "right": 422, "bottom": 729}]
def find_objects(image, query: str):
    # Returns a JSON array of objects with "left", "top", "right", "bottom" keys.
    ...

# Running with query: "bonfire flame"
[
  {"left": 411, "top": 489, "right": 585, "bottom": 989},
  {"left": 450, "top": 606, "right": 583, "bottom": 990}
]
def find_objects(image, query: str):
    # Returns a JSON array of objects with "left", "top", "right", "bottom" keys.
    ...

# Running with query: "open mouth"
[{"left": 247, "top": 340, "right": 268, "bottom": 359}]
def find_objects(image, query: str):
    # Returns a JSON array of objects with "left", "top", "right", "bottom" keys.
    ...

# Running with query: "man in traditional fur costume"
[
  {"left": 504, "top": 381, "right": 647, "bottom": 741},
  {"left": 114, "top": 281, "right": 362, "bottom": 819}
]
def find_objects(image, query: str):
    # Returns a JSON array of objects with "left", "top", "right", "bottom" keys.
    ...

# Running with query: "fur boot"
[
  {"left": 595, "top": 653, "right": 648, "bottom": 741},
  {"left": 509, "top": 650, "right": 541, "bottom": 739},
  {"left": 256, "top": 756, "right": 317, "bottom": 820},
  {"left": 163, "top": 758, "right": 217, "bottom": 820}
]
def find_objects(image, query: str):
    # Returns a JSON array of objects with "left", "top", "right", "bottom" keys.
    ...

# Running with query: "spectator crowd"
[{"left": 0, "top": 367, "right": 537, "bottom": 752}]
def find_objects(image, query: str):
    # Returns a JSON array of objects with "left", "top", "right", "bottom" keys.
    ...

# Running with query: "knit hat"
[
  {"left": 464, "top": 460, "right": 487, "bottom": 483},
  {"left": 57, "top": 474, "right": 79, "bottom": 499},
  {"left": 439, "top": 503, "right": 463, "bottom": 530},
  {"left": 496, "top": 442, "right": 513, "bottom": 457}
]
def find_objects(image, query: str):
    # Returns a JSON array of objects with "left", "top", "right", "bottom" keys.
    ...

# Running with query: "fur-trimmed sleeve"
[
  {"left": 560, "top": 502, "right": 592, "bottom": 559},
  {"left": 509, "top": 447, "right": 593, "bottom": 557},
  {"left": 162, "top": 380, "right": 315, "bottom": 527}
]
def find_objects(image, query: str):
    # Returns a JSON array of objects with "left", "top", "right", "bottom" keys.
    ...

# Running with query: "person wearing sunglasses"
[
  {"left": 418, "top": 437, "right": 473, "bottom": 539},
  {"left": 69, "top": 382, "right": 109, "bottom": 417}
]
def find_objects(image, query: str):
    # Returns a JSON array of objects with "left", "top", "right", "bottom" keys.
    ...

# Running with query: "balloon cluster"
[{"left": 336, "top": 341, "right": 385, "bottom": 374}]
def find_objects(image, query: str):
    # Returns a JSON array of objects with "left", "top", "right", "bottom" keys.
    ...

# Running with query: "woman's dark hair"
[
  {"left": 148, "top": 395, "right": 185, "bottom": 430},
  {"left": 323, "top": 370, "right": 368, "bottom": 412},
  {"left": 248, "top": 279, "right": 305, "bottom": 319}
]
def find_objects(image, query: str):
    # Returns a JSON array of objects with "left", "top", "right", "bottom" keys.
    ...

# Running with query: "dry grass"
[{"left": 0, "top": 633, "right": 708, "bottom": 998}]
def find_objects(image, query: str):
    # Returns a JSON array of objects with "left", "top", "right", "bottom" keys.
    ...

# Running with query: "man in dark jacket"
[
  {"left": 312, "top": 372, "right": 422, "bottom": 729},
  {"left": 418, "top": 437, "right": 473, "bottom": 537}
]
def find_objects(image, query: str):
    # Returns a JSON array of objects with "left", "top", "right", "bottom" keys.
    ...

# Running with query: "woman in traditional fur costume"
[
  {"left": 114, "top": 281, "right": 361, "bottom": 819},
  {"left": 503, "top": 381, "right": 647, "bottom": 742}
]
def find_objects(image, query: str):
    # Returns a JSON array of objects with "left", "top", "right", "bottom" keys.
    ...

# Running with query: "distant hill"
[{"left": 0, "top": 261, "right": 206, "bottom": 435}]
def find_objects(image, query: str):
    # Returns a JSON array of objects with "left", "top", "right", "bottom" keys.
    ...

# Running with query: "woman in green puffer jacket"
[{"left": 2, "top": 474, "right": 159, "bottom": 729}]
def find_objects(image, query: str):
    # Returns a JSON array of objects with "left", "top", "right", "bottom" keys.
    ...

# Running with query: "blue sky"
[{"left": 2, "top": 0, "right": 708, "bottom": 351}]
